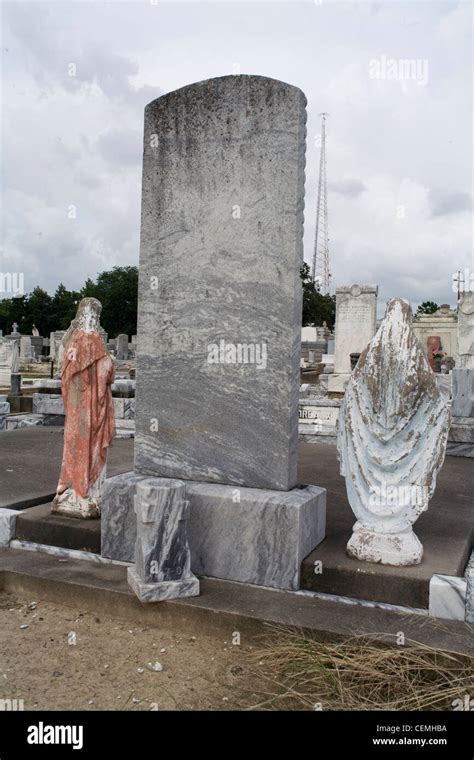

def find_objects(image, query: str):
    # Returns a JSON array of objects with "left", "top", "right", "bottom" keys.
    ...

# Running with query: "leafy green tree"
[
  {"left": 300, "top": 263, "right": 335, "bottom": 328},
  {"left": 0, "top": 295, "right": 28, "bottom": 335},
  {"left": 49, "top": 284, "right": 80, "bottom": 331},
  {"left": 416, "top": 301, "right": 439, "bottom": 315},
  {"left": 23, "top": 287, "right": 52, "bottom": 336},
  {"left": 84, "top": 266, "right": 138, "bottom": 337}
]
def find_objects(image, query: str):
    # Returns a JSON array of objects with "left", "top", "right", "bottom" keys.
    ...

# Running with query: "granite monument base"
[
  {"left": 102, "top": 472, "right": 326, "bottom": 591},
  {"left": 127, "top": 566, "right": 200, "bottom": 602}
]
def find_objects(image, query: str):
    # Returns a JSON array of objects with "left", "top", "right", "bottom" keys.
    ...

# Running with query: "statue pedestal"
[{"left": 347, "top": 522, "right": 423, "bottom": 566}]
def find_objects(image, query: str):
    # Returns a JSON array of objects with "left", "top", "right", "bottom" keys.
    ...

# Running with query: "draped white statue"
[{"left": 337, "top": 298, "right": 450, "bottom": 566}]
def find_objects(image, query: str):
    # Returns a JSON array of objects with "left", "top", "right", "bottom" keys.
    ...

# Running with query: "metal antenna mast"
[{"left": 311, "top": 112, "right": 330, "bottom": 291}]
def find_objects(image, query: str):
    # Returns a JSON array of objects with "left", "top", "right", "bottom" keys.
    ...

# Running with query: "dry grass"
[{"left": 247, "top": 625, "right": 474, "bottom": 711}]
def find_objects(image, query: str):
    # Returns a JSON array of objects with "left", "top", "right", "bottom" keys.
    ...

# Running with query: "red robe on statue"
[{"left": 57, "top": 330, "right": 115, "bottom": 499}]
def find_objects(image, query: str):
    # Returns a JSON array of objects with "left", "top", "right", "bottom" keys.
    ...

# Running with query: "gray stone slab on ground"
[
  {"left": 102, "top": 473, "right": 326, "bottom": 591},
  {"left": 135, "top": 75, "right": 306, "bottom": 491},
  {"left": 0, "top": 427, "right": 134, "bottom": 510}
]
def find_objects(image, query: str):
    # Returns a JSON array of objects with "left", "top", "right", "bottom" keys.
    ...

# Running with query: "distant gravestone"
[
  {"left": 19, "top": 336, "right": 33, "bottom": 361},
  {"left": 30, "top": 336, "right": 44, "bottom": 358},
  {"left": 329, "top": 285, "right": 378, "bottom": 392},
  {"left": 116, "top": 334, "right": 129, "bottom": 361},
  {"left": 333, "top": 285, "right": 378, "bottom": 374},
  {"left": 135, "top": 75, "right": 307, "bottom": 491},
  {"left": 50, "top": 331, "right": 65, "bottom": 362},
  {"left": 0, "top": 338, "right": 19, "bottom": 387}
]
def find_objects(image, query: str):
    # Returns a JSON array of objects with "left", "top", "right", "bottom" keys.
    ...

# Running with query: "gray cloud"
[
  {"left": 329, "top": 179, "right": 367, "bottom": 197},
  {"left": 1, "top": 0, "right": 471, "bottom": 315},
  {"left": 430, "top": 190, "right": 472, "bottom": 217}
]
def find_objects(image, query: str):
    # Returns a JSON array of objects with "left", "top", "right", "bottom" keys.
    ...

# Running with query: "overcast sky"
[{"left": 1, "top": 0, "right": 472, "bottom": 314}]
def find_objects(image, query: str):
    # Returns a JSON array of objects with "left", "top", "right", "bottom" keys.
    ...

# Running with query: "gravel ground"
[{"left": 0, "top": 591, "right": 265, "bottom": 711}]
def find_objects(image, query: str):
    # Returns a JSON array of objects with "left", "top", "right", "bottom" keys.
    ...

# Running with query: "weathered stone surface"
[
  {"left": 466, "top": 551, "right": 474, "bottom": 623},
  {"left": 19, "top": 336, "right": 33, "bottom": 361},
  {"left": 116, "top": 334, "right": 129, "bottom": 361},
  {"left": 333, "top": 285, "right": 378, "bottom": 375},
  {"left": 135, "top": 75, "right": 306, "bottom": 491},
  {"left": 457, "top": 291, "right": 474, "bottom": 369},
  {"left": 32, "top": 394, "right": 65, "bottom": 415},
  {"left": 412, "top": 305, "right": 458, "bottom": 364},
  {"left": 451, "top": 369, "right": 474, "bottom": 418},
  {"left": 52, "top": 298, "right": 115, "bottom": 519},
  {"left": 0, "top": 508, "right": 17, "bottom": 546},
  {"left": 113, "top": 397, "right": 135, "bottom": 420},
  {"left": 127, "top": 478, "right": 199, "bottom": 602},
  {"left": 0, "top": 338, "right": 19, "bottom": 387},
  {"left": 102, "top": 471, "right": 326, "bottom": 590},
  {"left": 447, "top": 369, "right": 474, "bottom": 458},
  {"left": 429, "top": 574, "right": 467, "bottom": 621},
  {"left": 337, "top": 298, "right": 451, "bottom": 566}
]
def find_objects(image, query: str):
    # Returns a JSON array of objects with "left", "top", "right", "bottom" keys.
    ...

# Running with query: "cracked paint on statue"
[
  {"left": 337, "top": 298, "right": 451, "bottom": 566},
  {"left": 52, "top": 298, "right": 115, "bottom": 519}
]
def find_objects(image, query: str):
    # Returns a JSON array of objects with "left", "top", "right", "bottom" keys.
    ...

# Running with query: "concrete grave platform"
[
  {"left": 0, "top": 431, "right": 471, "bottom": 611},
  {"left": 15, "top": 503, "right": 101, "bottom": 553},
  {"left": 0, "top": 547, "right": 472, "bottom": 656},
  {"left": 0, "top": 427, "right": 135, "bottom": 510}
]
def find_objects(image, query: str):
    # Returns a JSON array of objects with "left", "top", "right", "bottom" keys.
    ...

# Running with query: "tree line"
[
  {"left": 0, "top": 263, "right": 336, "bottom": 338},
  {"left": 0, "top": 266, "right": 138, "bottom": 338}
]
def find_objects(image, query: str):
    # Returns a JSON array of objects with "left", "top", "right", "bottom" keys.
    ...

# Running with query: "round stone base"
[
  {"left": 346, "top": 522, "right": 423, "bottom": 566},
  {"left": 51, "top": 490, "right": 100, "bottom": 520}
]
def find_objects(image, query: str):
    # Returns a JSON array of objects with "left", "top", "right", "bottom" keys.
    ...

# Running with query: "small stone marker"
[{"left": 127, "top": 479, "right": 199, "bottom": 602}]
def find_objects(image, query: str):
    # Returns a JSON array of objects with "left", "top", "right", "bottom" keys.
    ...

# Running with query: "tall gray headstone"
[
  {"left": 135, "top": 75, "right": 306, "bottom": 491},
  {"left": 102, "top": 76, "right": 327, "bottom": 593},
  {"left": 116, "top": 334, "right": 129, "bottom": 361}
]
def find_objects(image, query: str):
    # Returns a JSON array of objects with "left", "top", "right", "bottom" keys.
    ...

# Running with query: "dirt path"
[{"left": 0, "top": 591, "right": 265, "bottom": 711}]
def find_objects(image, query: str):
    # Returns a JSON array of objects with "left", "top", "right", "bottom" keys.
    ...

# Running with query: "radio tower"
[{"left": 311, "top": 113, "right": 330, "bottom": 291}]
